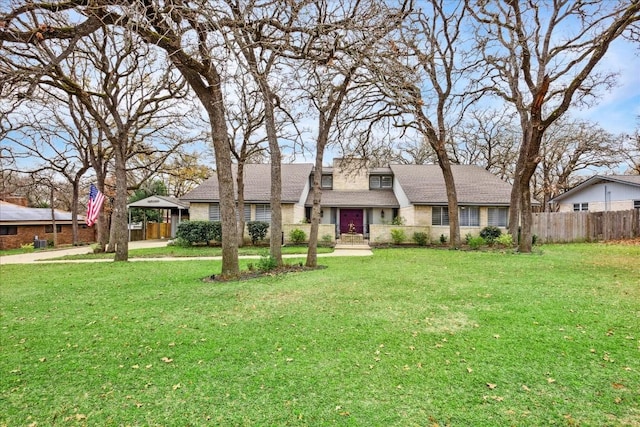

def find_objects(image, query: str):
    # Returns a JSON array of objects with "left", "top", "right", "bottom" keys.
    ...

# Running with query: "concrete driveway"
[{"left": 0, "top": 240, "right": 372, "bottom": 265}]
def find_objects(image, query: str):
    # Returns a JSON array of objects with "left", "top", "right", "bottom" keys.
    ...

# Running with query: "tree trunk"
[
  {"left": 437, "top": 152, "right": 460, "bottom": 248},
  {"left": 264, "top": 101, "right": 283, "bottom": 265},
  {"left": 207, "top": 87, "right": 240, "bottom": 278},
  {"left": 305, "top": 144, "right": 325, "bottom": 268},
  {"left": 236, "top": 163, "right": 246, "bottom": 247},
  {"left": 113, "top": 144, "right": 129, "bottom": 261},
  {"left": 71, "top": 179, "right": 80, "bottom": 245}
]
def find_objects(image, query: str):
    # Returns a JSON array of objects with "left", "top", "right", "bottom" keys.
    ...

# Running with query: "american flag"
[{"left": 86, "top": 183, "right": 105, "bottom": 227}]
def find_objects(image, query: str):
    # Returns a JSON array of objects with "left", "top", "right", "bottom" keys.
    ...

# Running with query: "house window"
[
  {"left": 255, "top": 204, "right": 271, "bottom": 222},
  {"left": 321, "top": 175, "right": 333, "bottom": 189},
  {"left": 432, "top": 206, "right": 449, "bottom": 226},
  {"left": 370, "top": 175, "right": 393, "bottom": 189},
  {"left": 45, "top": 225, "right": 63, "bottom": 233},
  {"left": 488, "top": 207, "right": 508, "bottom": 227},
  {"left": 459, "top": 206, "right": 480, "bottom": 227},
  {"left": 209, "top": 203, "right": 220, "bottom": 221},
  {"left": 573, "top": 203, "right": 588, "bottom": 212},
  {"left": 0, "top": 225, "right": 18, "bottom": 235},
  {"left": 634, "top": 200, "right": 640, "bottom": 209},
  {"left": 211, "top": 203, "right": 251, "bottom": 221}
]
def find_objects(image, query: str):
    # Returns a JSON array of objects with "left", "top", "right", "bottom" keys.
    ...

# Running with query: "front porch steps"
[{"left": 335, "top": 237, "right": 371, "bottom": 250}]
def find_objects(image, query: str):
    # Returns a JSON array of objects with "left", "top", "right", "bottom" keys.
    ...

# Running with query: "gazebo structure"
[{"left": 126, "top": 195, "right": 189, "bottom": 241}]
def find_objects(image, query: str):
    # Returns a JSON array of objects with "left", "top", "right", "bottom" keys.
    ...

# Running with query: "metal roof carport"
[{"left": 126, "top": 195, "right": 189, "bottom": 241}]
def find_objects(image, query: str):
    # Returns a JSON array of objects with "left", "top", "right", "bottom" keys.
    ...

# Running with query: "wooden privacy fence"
[{"left": 532, "top": 209, "right": 640, "bottom": 243}]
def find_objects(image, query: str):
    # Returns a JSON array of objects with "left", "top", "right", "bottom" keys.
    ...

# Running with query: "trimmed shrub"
[
  {"left": 247, "top": 221, "right": 269, "bottom": 245},
  {"left": 390, "top": 228, "right": 406, "bottom": 244},
  {"left": 176, "top": 221, "right": 221, "bottom": 245},
  {"left": 479, "top": 226, "right": 502, "bottom": 243},
  {"left": 439, "top": 234, "right": 448, "bottom": 244},
  {"left": 257, "top": 252, "right": 277, "bottom": 272},
  {"left": 321, "top": 234, "right": 333, "bottom": 246},
  {"left": 289, "top": 228, "right": 307, "bottom": 244},
  {"left": 468, "top": 236, "right": 486, "bottom": 250},
  {"left": 495, "top": 233, "right": 514, "bottom": 247},
  {"left": 413, "top": 232, "right": 429, "bottom": 246}
]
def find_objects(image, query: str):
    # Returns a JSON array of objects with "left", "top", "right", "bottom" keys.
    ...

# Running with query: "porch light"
[
  {"left": 381, "top": 209, "right": 385, "bottom": 218},
  {"left": 320, "top": 209, "right": 324, "bottom": 218}
]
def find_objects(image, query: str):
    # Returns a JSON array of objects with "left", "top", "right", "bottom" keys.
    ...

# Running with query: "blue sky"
[{"left": 573, "top": 37, "right": 640, "bottom": 136}]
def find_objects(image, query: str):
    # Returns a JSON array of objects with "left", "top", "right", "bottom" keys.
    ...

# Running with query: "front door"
[{"left": 340, "top": 209, "right": 363, "bottom": 234}]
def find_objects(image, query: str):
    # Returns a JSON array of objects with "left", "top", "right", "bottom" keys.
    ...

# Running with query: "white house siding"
[{"left": 557, "top": 182, "right": 640, "bottom": 212}]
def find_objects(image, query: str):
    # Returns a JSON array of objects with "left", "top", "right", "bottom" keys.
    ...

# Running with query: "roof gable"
[
  {"left": 551, "top": 175, "right": 640, "bottom": 202},
  {"left": 181, "top": 163, "right": 313, "bottom": 203},
  {"left": 390, "top": 164, "right": 513, "bottom": 205}
]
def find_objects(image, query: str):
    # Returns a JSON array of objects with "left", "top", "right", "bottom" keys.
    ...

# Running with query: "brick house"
[{"left": 0, "top": 201, "right": 96, "bottom": 250}]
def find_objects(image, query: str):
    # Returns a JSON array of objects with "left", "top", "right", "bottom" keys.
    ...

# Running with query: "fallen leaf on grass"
[
  {"left": 547, "top": 378, "right": 556, "bottom": 384},
  {"left": 161, "top": 357, "right": 173, "bottom": 363},
  {"left": 487, "top": 383, "right": 497, "bottom": 390},
  {"left": 467, "top": 367, "right": 473, "bottom": 373},
  {"left": 173, "top": 383, "right": 181, "bottom": 390},
  {"left": 612, "top": 382, "right": 625, "bottom": 390},
  {"left": 522, "top": 385, "right": 530, "bottom": 392}
]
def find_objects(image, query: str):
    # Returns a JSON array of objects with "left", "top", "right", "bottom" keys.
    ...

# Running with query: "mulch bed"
[{"left": 203, "top": 263, "right": 327, "bottom": 282}]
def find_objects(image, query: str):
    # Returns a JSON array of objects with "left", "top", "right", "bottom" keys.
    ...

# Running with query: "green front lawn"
[
  {"left": 1, "top": 244, "right": 638, "bottom": 425},
  {"left": 49, "top": 244, "right": 333, "bottom": 260}
]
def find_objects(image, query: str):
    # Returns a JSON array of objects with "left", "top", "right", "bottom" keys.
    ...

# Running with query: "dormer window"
[
  {"left": 370, "top": 175, "right": 393, "bottom": 189},
  {"left": 321, "top": 175, "right": 333, "bottom": 189}
]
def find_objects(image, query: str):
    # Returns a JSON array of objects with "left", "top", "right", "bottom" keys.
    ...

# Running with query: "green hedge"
[{"left": 176, "top": 221, "right": 222, "bottom": 245}]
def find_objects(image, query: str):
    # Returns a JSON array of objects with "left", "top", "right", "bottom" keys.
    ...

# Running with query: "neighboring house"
[
  {"left": 126, "top": 195, "right": 190, "bottom": 240},
  {"left": 0, "top": 201, "right": 95, "bottom": 250},
  {"left": 550, "top": 175, "right": 640, "bottom": 213},
  {"left": 181, "top": 158, "right": 514, "bottom": 242}
]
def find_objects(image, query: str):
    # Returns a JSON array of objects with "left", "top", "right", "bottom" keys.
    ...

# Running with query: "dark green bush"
[
  {"left": 480, "top": 226, "right": 502, "bottom": 243},
  {"left": 176, "top": 221, "right": 221, "bottom": 245},
  {"left": 247, "top": 221, "right": 270, "bottom": 245},
  {"left": 289, "top": 228, "right": 307, "bottom": 244},
  {"left": 439, "top": 234, "right": 448, "bottom": 244},
  {"left": 413, "top": 232, "right": 429, "bottom": 246}
]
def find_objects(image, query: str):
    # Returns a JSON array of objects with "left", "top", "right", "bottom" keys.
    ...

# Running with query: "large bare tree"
[
  {"left": 535, "top": 118, "right": 622, "bottom": 209},
  {"left": 368, "top": 0, "right": 470, "bottom": 248},
  {"left": 468, "top": 0, "right": 640, "bottom": 251}
]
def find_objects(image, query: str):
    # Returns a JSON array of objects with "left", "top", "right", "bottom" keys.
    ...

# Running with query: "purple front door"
[{"left": 340, "top": 209, "right": 364, "bottom": 234}]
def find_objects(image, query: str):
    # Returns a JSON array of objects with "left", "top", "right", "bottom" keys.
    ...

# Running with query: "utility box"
[{"left": 34, "top": 239, "right": 48, "bottom": 249}]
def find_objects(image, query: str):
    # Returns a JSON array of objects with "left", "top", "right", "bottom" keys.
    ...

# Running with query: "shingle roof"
[
  {"left": 551, "top": 174, "right": 640, "bottom": 202},
  {"left": 0, "top": 201, "right": 81, "bottom": 223},
  {"left": 181, "top": 163, "right": 314, "bottom": 203},
  {"left": 390, "top": 164, "right": 513, "bottom": 205},
  {"left": 305, "top": 190, "right": 398, "bottom": 207}
]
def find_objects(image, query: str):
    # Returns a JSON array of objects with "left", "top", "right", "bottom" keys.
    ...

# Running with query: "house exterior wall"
[
  {"left": 556, "top": 182, "right": 640, "bottom": 212},
  {"left": 558, "top": 200, "right": 637, "bottom": 213},
  {"left": 0, "top": 223, "right": 95, "bottom": 250},
  {"left": 398, "top": 206, "right": 416, "bottom": 225},
  {"left": 369, "top": 224, "right": 431, "bottom": 244},
  {"left": 188, "top": 203, "right": 209, "bottom": 221},
  {"left": 282, "top": 223, "right": 336, "bottom": 244},
  {"left": 332, "top": 158, "right": 369, "bottom": 190}
]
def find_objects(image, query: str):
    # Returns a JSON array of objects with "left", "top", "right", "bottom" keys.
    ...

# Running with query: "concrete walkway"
[{"left": 0, "top": 240, "right": 372, "bottom": 265}]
